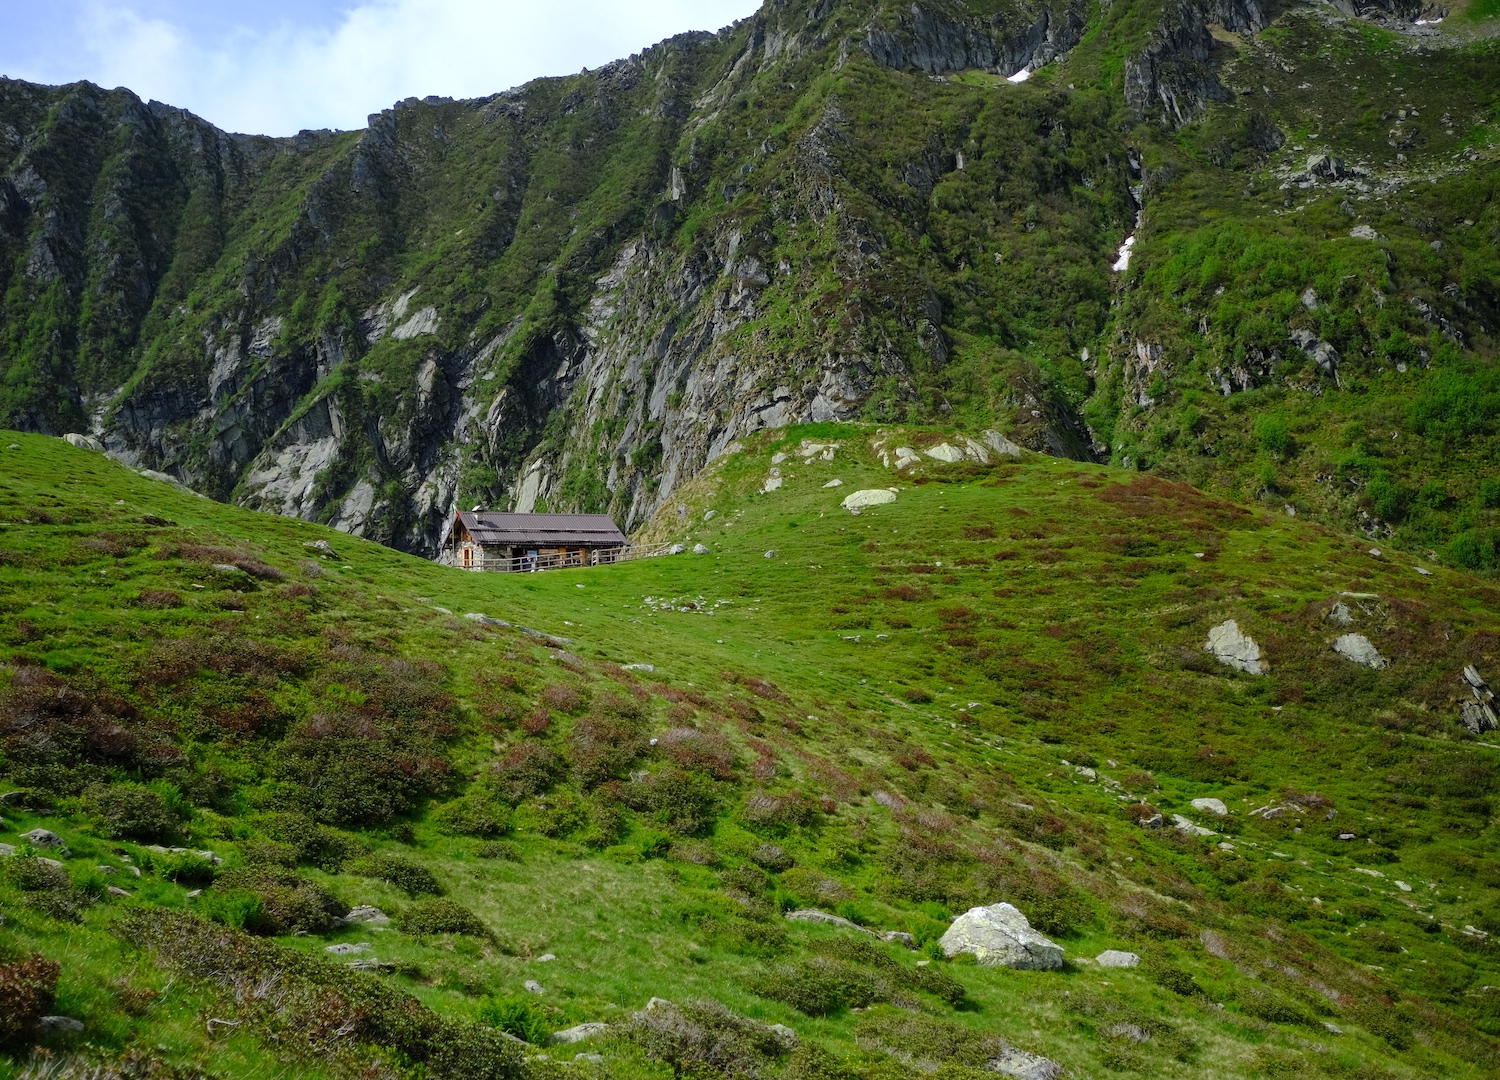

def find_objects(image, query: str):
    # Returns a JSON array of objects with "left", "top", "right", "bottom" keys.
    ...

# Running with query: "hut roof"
[{"left": 456, "top": 512, "right": 628, "bottom": 548}]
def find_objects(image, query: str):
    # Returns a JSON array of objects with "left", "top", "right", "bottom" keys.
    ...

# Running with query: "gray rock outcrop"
[
  {"left": 989, "top": 1046, "right": 1064, "bottom": 1080},
  {"left": 1204, "top": 620, "right": 1265, "bottom": 674},
  {"left": 22, "top": 828, "right": 65, "bottom": 850},
  {"left": 939, "top": 903, "right": 1064, "bottom": 969},
  {"left": 1333, "top": 633, "right": 1387, "bottom": 669},
  {"left": 1460, "top": 666, "right": 1498, "bottom": 734},
  {"left": 842, "top": 488, "right": 898, "bottom": 510},
  {"left": 62, "top": 433, "right": 103, "bottom": 452}
]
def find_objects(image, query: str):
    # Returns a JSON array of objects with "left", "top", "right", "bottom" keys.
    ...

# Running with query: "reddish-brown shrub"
[
  {"left": 136, "top": 588, "right": 183, "bottom": 609},
  {"left": 658, "top": 727, "right": 737, "bottom": 779},
  {"left": 491, "top": 742, "right": 567, "bottom": 804},
  {"left": 541, "top": 684, "right": 584, "bottom": 712},
  {"left": 0, "top": 954, "right": 60, "bottom": 1048},
  {"left": 520, "top": 707, "right": 552, "bottom": 736}
]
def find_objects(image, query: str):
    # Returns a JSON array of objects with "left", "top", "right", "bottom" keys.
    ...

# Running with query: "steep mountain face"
[{"left": 0, "top": 0, "right": 1496, "bottom": 560}]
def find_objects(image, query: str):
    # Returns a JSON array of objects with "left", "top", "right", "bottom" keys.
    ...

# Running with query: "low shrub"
[
  {"left": 491, "top": 743, "right": 567, "bottom": 805},
  {"left": 400, "top": 898, "right": 492, "bottom": 938},
  {"left": 208, "top": 867, "right": 346, "bottom": 935},
  {"left": 852, "top": 1010, "right": 1001, "bottom": 1071},
  {"left": 347, "top": 853, "right": 442, "bottom": 896},
  {"left": 624, "top": 998, "right": 795, "bottom": 1080},
  {"left": 1143, "top": 957, "right": 1202, "bottom": 997},
  {"left": 783, "top": 1043, "right": 858, "bottom": 1080},
  {"left": 432, "top": 794, "right": 511, "bottom": 838},
  {"left": 474, "top": 841, "right": 520, "bottom": 861},
  {"left": 751, "top": 956, "right": 882, "bottom": 1015},
  {"left": 625, "top": 767, "right": 721, "bottom": 836},
  {"left": 0, "top": 953, "right": 60, "bottom": 1049},
  {"left": 257, "top": 812, "right": 366, "bottom": 871},
  {"left": 740, "top": 790, "right": 823, "bottom": 833}
]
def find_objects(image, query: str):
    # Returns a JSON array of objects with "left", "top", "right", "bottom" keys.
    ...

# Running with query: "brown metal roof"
[{"left": 456, "top": 511, "right": 628, "bottom": 548}]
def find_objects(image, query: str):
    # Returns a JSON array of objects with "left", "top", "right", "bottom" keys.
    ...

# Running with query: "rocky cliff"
[{"left": 1, "top": 0, "right": 1496, "bottom": 563}]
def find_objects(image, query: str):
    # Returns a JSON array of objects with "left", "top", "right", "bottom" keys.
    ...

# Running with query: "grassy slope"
[{"left": 1, "top": 429, "right": 1499, "bottom": 1079}]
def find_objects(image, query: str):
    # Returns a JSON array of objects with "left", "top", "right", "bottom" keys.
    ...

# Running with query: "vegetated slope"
[
  {"left": 2, "top": 430, "right": 1500, "bottom": 1079},
  {"left": 0, "top": 0, "right": 1495, "bottom": 567}
]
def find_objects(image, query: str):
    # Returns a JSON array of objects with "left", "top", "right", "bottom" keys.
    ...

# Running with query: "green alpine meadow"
[{"left": 2, "top": 0, "right": 1499, "bottom": 1077}]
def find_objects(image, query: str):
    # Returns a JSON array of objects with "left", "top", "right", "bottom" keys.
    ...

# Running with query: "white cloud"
[{"left": 42, "top": 0, "right": 761, "bottom": 135}]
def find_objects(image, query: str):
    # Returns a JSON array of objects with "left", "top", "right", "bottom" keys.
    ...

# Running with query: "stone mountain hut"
[{"left": 444, "top": 511, "right": 629, "bottom": 572}]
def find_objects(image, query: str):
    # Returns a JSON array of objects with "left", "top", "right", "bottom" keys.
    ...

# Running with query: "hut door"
[{"left": 462, "top": 546, "right": 474, "bottom": 568}]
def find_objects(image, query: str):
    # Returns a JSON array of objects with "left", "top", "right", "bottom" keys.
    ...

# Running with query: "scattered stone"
[
  {"left": 1327, "top": 602, "right": 1353, "bottom": 626},
  {"left": 925, "top": 443, "right": 967, "bottom": 463},
  {"left": 767, "top": 1024, "right": 798, "bottom": 1048},
  {"left": 96, "top": 865, "right": 116, "bottom": 874},
  {"left": 0, "top": 844, "right": 15, "bottom": 857},
  {"left": 982, "top": 431, "right": 1024, "bottom": 458},
  {"left": 212, "top": 563, "right": 244, "bottom": 575},
  {"left": 107, "top": 886, "right": 133, "bottom": 897},
  {"left": 1333, "top": 633, "right": 1387, "bottom": 670},
  {"left": 622, "top": 664, "right": 655, "bottom": 673},
  {"left": 38, "top": 1016, "right": 85, "bottom": 1036},
  {"left": 1338, "top": 832, "right": 1357, "bottom": 841},
  {"left": 347, "top": 958, "right": 395, "bottom": 972},
  {"left": 764, "top": 550, "right": 777, "bottom": 559},
  {"left": 1095, "top": 950, "right": 1141, "bottom": 968},
  {"left": 576, "top": 1053, "right": 604, "bottom": 1064},
  {"left": 1204, "top": 620, "right": 1265, "bottom": 675},
  {"left": 345, "top": 905, "right": 391, "bottom": 925},
  {"left": 940, "top": 903, "right": 1064, "bottom": 970},
  {"left": 761, "top": 476, "right": 783, "bottom": 493},
  {"left": 1191, "top": 798, "right": 1228, "bottom": 816},
  {"left": 1172, "top": 814, "right": 1217, "bottom": 837},
  {"left": 1395, "top": 881, "right": 1412, "bottom": 892},
  {"left": 645, "top": 997, "right": 672, "bottom": 1010},
  {"left": 1353, "top": 867, "right": 1385, "bottom": 878},
  {"left": 62, "top": 434, "right": 104, "bottom": 452},
  {"left": 525, "top": 980, "right": 546, "bottom": 994},
  {"left": 37, "top": 858, "right": 63, "bottom": 869},
  {"left": 22, "top": 829, "right": 65, "bottom": 850},
  {"left": 1459, "top": 666, "right": 1498, "bottom": 734},
  {"left": 325, "top": 943, "right": 370, "bottom": 955},
  {"left": 703, "top": 510, "right": 718, "bottom": 521},
  {"left": 555, "top": 1020, "right": 612, "bottom": 1044},
  {"left": 842, "top": 488, "right": 898, "bottom": 511},
  {"left": 1218, "top": 842, "right": 1236, "bottom": 851},
  {"left": 537, "top": 954, "right": 558, "bottom": 963},
  {"left": 1349, "top": 224, "right": 1380, "bottom": 240},
  {"left": 1323, "top": 1021, "right": 1344, "bottom": 1035},
  {"left": 1139, "top": 813, "right": 1165, "bottom": 829},
  {"left": 785, "top": 909, "right": 876, "bottom": 936},
  {"left": 303, "top": 539, "right": 338, "bottom": 557},
  {"left": 1369, "top": 548, "right": 1382, "bottom": 557},
  {"left": 186, "top": 889, "right": 202, "bottom": 898},
  {"left": 1416, "top": 567, "right": 1433, "bottom": 576},
  {"left": 988, "top": 1046, "right": 1063, "bottom": 1080},
  {"left": 669, "top": 544, "right": 686, "bottom": 555},
  {"left": 465, "top": 613, "right": 512, "bottom": 628},
  {"left": 692, "top": 544, "right": 710, "bottom": 555},
  {"left": 893, "top": 447, "right": 921, "bottom": 469},
  {"left": 882, "top": 931, "right": 917, "bottom": 948}
]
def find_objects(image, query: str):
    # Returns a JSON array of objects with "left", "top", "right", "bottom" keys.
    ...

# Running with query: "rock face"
[
  {"left": 939, "top": 903, "right": 1064, "bottom": 970},
  {"left": 1460, "top": 666, "right": 1498, "bottom": 734},
  {"left": 1333, "top": 633, "right": 1388, "bottom": 669},
  {"left": 1204, "top": 620, "right": 1265, "bottom": 675}
]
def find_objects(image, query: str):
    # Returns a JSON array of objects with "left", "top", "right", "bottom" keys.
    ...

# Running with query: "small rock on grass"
[
  {"left": 989, "top": 1046, "right": 1063, "bottom": 1080},
  {"left": 1191, "top": 798, "right": 1227, "bottom": 816},
  {"left": 38, "top": 1016, "right": 85, "bottom": 1035},
  {"left": 525, "top": 980, "right": 546, "bottom": 994},
  {"left": 22, "top": 829, "right": 65, "bottom": 849},
  {"left": 344, "top": 905, "right": 391, "bottom": 925},
  {"left": 553, "top": 1023, "right": 610, "bottom": 1045},
  {"left": 1095, "top": 950, "right": 1141, "bottom": 968}
]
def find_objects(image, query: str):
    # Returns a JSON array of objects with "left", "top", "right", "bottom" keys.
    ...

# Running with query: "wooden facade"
[{"left": 444, "top": 511, "right": 631, "bottom": 573}]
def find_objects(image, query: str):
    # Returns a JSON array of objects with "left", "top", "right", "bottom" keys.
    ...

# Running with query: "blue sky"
[{"left": 0, "top": 1, "right": 762, "bottom": 135}]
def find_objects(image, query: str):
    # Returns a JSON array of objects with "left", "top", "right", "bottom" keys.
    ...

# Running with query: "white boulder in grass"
[
  {"left": 924, "top": 443, "right": 967, "bottom": 463},
  {"left": 939, "top": 903, "right": 1064, "bottom": 969},
  {"left": 1333, "top": 633, "right": 1387, "bottom": 669},
  {"left": 1095, "top": 949, "right": 1141, "bottom": 968},
  {"left": 842, "top": 489, "right": 898, "bottom": 511},
  {"left": 1204, "top": 620, "right": 1265, "bottom": 675}
]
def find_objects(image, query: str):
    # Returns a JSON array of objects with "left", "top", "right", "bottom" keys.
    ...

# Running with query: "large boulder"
[
  {"left": 1333, "top": 633, "right": 1387, "bottom": 669},
  {"left": 62, "top": 434, "right": 103, "bottom": 452},
  {"left": 1204, "top": 620, "right": 1265, "bottom": 674},
  {"left": 939, "top": 903, "right": 1063, "bottom": 970},
  {"left": 842, "top": 489, "right": 898, "bottom": 510}
]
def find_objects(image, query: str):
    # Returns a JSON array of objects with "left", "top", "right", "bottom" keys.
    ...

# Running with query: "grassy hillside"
[{"left": 2, "top": 430, "right": 1499, "bottom": 1079}]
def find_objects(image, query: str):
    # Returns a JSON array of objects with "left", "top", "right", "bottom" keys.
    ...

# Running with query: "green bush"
[
  {"left": 257, "top": 812, "right": 366, "bottom": 871},
  {"left": 1235, "top": 983, "right": 1317, "bottom": 1027},
  {"left": 81, "top": 783, "right": 183, "bottom": 842},
  {"left": 347, "top": 853, "right": 443, "bottom": 896},
  {"left": 432, "top": 793, "right": 511, "bottom": 838},
  {"left": 783, "top": 1044, "right": 858, "bottom": 1080},
  {"left": 1449, "top": 529, "right": 1500, "bottom": 572},
  {"left": 477, "top": 995, "right": 552, "bottom": 1044},
  {"left": 1144, "top": 957, "right": 1202, "bottom": 997},
  {"left": 209, "top": 867, "right": 346, "bottom": 935},
  {"left": 624, "top": 767, "right": 721, "bottom": 836},
  {"left": 1253, "top": 413, "right": 1292, "bottom": 455},
  {"left": 1409, "top": 364, "right": 1500, "bottom": 445},
  {"left": 400, "top": 898, "right": 492, "bottom": 938},
  {"left": 625, "top": 998, "right": 794, "bottom": 1080},
  {"left": 751, "top": 956, "right": 881, "bottom": 1015}
]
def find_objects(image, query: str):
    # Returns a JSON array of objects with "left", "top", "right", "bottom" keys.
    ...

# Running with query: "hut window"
[{"left": 462, "top": 546, "right": 474, "bottom": 568}]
